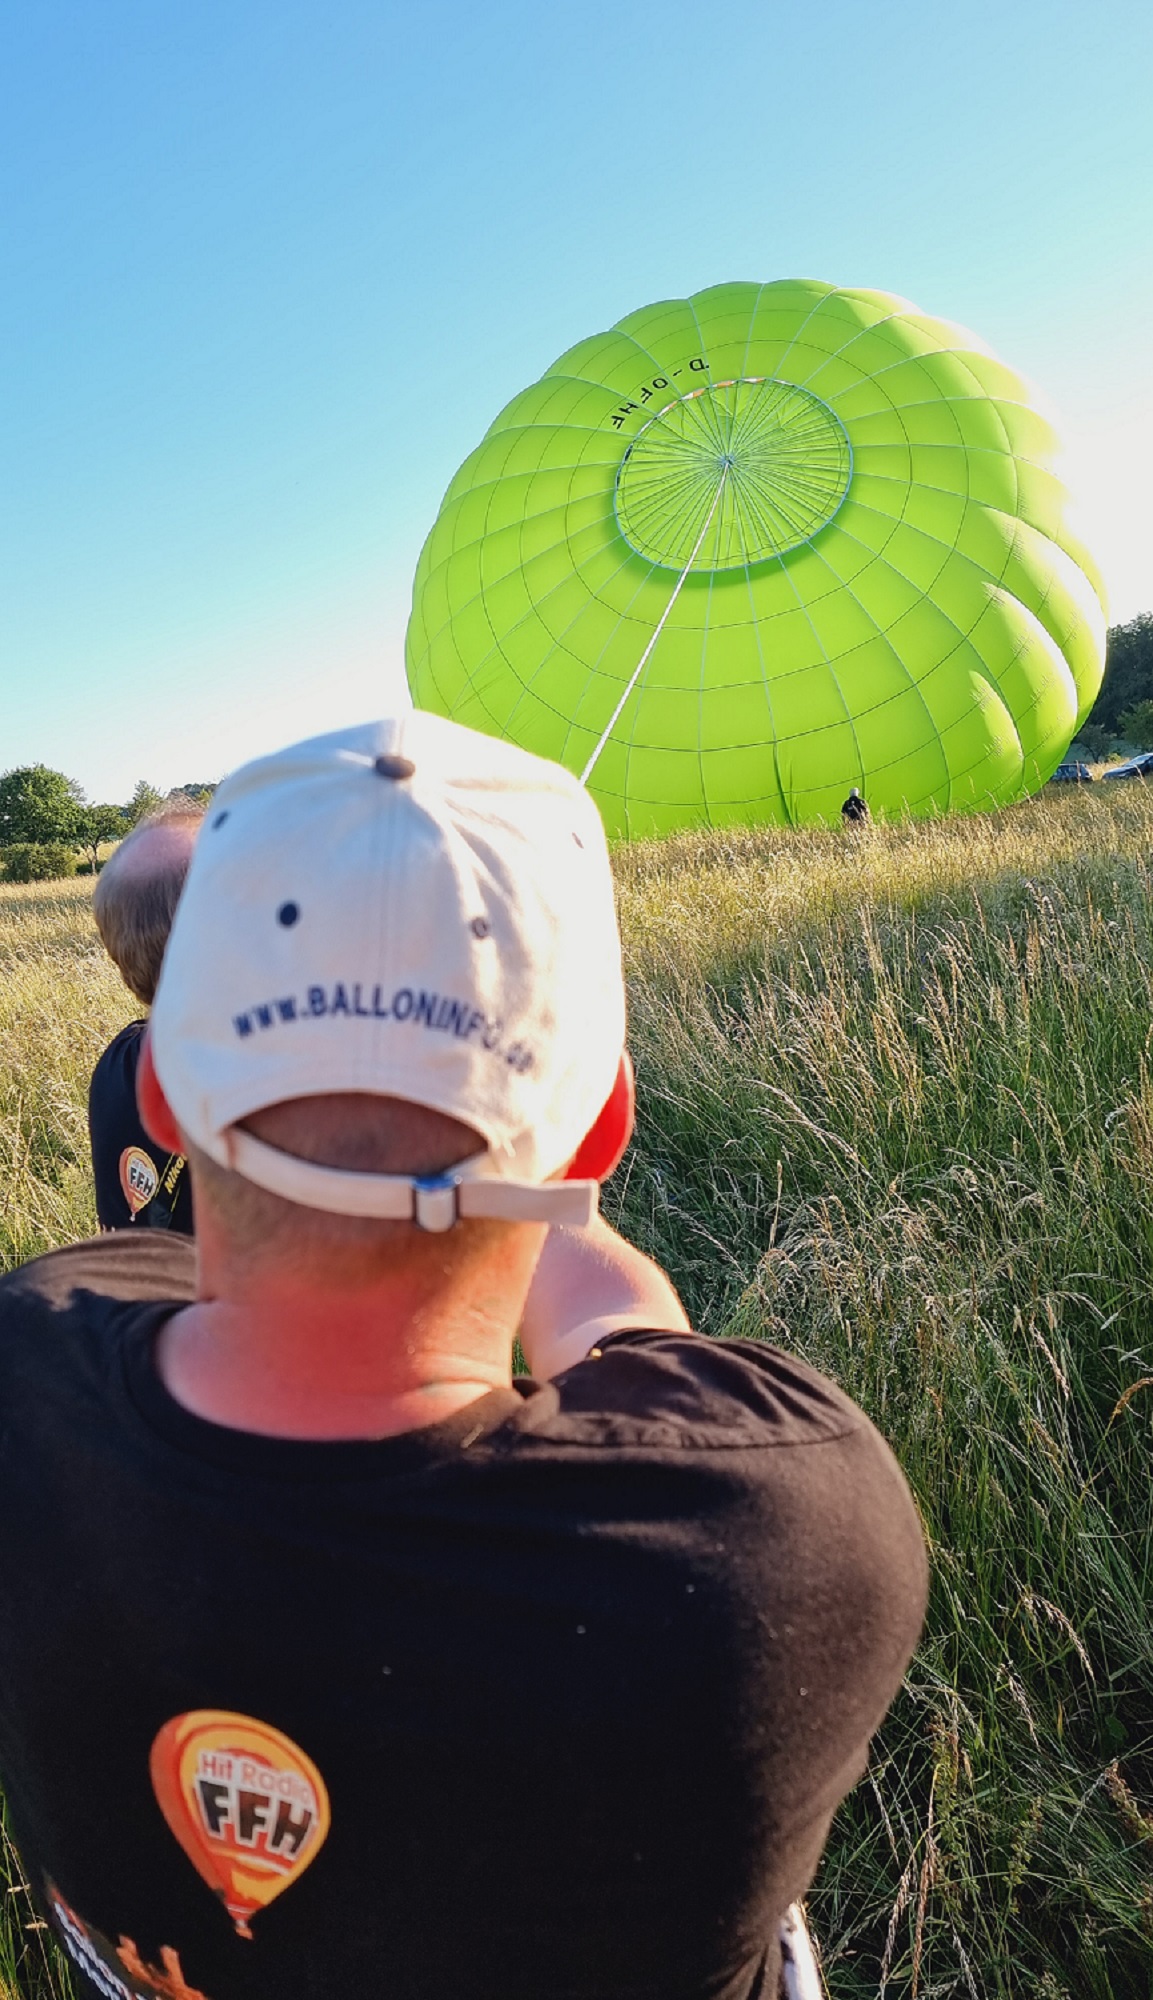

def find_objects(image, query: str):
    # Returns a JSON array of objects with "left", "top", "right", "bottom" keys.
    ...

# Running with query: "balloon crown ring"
[{"left": 614, "top": 376, "right": 852, "bottom": 573}]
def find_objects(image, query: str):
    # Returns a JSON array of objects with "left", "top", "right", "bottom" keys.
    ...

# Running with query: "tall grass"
[
  {"left": 0, "top": 1807, "right": 70, "bottom": 2000},
  {"left": 0, "top": 881, "right": 132, "bottom": 1998},
  {"left": 0, "top": 881, "right": 135, "bottom": 1271},
  {"left": 2, "top": 795, "right": 1153, "bottom": 1995},
  {"left": 608, "top": 785, "right": 1153, "bottom": 1998}
]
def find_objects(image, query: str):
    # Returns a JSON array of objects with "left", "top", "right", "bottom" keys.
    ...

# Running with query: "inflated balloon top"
[{"left": 406, "top": 281, "right": 1106, "bottom": 836}]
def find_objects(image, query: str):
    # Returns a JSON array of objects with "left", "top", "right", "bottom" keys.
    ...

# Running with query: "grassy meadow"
[{"left": 3, "top": 788, "right": 1153, "bottom": 1996}]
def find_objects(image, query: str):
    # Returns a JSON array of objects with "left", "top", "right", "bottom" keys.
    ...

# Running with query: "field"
[{"left": 3, "top": 789, "right": 1153, "bottom": 1997}]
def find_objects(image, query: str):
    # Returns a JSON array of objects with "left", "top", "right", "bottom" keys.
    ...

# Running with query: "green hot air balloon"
[{"left": 406, "top": 282, "right": 1106, "bottom": 836}]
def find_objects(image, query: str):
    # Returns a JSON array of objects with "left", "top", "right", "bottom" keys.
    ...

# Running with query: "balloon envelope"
[{"left": 406, "top": 282, "right": 1106, "bottom": 837}]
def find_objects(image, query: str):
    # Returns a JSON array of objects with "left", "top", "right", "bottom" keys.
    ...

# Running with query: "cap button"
[{"left": 374, "top": 754, "right": 416, "bottom": 780}]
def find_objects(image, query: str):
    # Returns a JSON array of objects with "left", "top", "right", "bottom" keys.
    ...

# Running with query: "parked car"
[
  {"left": 1102, "top": 751, "right": 1153, "bottom": 781},
  {"left": 1048, "top": 760, "right": 1094, "bottom": 784}
]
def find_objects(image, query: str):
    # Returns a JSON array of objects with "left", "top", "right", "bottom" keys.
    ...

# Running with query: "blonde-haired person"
[{"left": 89, "top": 805, "right": 203, "bottom": 1232}]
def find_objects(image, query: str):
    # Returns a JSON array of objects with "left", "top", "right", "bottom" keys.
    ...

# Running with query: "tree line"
[
  {"left": 1076, "top": 612, "right": 1153, "bottom": 755},
  {"left": 0, "top": 767, "right": 216, "bottom": 882}
]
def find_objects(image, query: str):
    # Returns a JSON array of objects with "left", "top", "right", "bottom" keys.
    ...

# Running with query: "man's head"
[
  {"left": 93, "top": 807, "right": 204, "bottom": 1007},
  {"left": 143, "top": 717, "right": 630, "bottom": 1257}
]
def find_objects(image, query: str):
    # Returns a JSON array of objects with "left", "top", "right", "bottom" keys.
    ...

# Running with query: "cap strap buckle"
[
  {"left": 220, "top": 1128, "right": 599, "bottom": 1229},
  {"left": 412, "top": 1175, "right": 460, "bottom": 1233}
]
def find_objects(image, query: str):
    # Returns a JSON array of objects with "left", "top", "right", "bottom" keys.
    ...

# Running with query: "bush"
[
  {"left": 0, "top": 843, "right": 78, "bottom": 884},
  {"left": 1117, "top": 699, "right": 1153, "bottom": 751}
]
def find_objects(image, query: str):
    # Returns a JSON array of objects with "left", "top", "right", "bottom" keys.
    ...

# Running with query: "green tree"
[
  {"left": 0, "top": 765, "right": 84, "bottom": 847},
  {"left": 1117, "top": 700, "right": 1153, "bottom": 751},
  {"left": 1075, "top": 721, "right": 1114, "bottom": 758},
  {"left": 124, "top": 779, "right": 164, "bottom": 826},
  {"left": 76, "top": 803, "right": 128, "bottom": 872},
  {"left": 1087, "top": 613, "right": 1153, "bottom": 732},
  {"left": 170, "top": 782, "right": 217, "bottom": 807}
]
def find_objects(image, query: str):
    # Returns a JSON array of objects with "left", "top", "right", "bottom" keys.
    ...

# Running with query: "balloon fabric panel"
[{"left": 407, "top": 281, "right": 1106, "bottom": 835}]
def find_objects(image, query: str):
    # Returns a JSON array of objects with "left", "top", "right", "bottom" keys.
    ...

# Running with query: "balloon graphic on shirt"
[
  {"left": 150, "top": 1711, "right": 331, "bottom": 1938},
  {"left": 406, "top": 280, "right": 1106, "bottom": 836},
  {"left": 119, "top": 1146, "right": 160, "bottom": 1216}
]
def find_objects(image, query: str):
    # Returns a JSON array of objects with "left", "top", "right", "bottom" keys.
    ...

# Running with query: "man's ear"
[
  {"left": 564, "top": 1051, "right": 635, "bottom": 1184},
  {"left": 136, "top": 1031, "right": 185, "bottom": 1154}
]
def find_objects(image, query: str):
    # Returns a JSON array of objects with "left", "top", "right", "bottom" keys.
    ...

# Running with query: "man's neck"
[{"left": 155, "top": 1233, "right": 540, "bottom": 1442}]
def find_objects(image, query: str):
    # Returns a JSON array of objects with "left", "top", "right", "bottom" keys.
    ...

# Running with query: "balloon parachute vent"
[{"left": 615, "top": 378, "right": 852, "bottom": 570}]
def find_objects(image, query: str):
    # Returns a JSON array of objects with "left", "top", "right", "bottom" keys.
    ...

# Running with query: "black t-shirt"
[
  {"left": 0, "top": 1236, "right": 927, "bottom": 2000},
  {"left": 88, "top": 1022, "right": 194, "bottom": 1235}
]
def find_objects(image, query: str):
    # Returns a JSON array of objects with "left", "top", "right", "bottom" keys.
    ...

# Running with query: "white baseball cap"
[{"left": 149, "top": 714, "right": 626, "bottom": 1230}]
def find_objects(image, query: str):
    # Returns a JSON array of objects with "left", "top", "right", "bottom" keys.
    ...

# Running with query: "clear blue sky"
[{"left": 2, "top": 0, "right": 1150, "bottom": 800}]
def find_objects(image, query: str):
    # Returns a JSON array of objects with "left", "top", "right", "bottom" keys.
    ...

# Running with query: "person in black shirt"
[
  {"left": 89, "top": 808, "right": 202, "bottom": 1233},
  {"left": 841, "top": 787, "right": 869, "bottom": 825},
  {"left": 0, "top": 716, "right": 927, "bottom": 2000}
]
